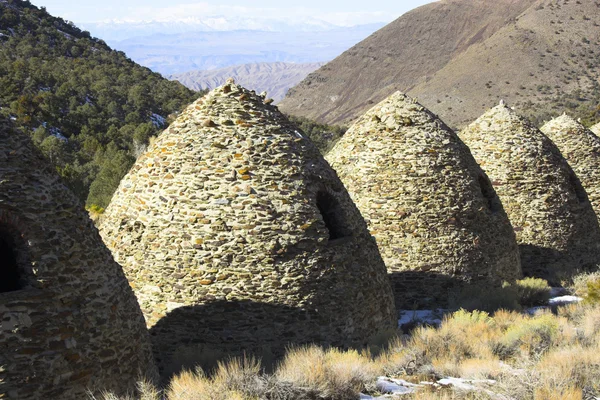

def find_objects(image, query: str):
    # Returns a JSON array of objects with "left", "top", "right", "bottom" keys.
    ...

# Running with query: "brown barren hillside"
[{"left": 279, "top": 0, "right": 600, "bottom": 129}]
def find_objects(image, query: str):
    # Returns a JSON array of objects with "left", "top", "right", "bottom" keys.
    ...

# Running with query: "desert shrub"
[
  {"left": 533, "top": 386, "right": 582, "bottom": 400},
  {"left": 448, "top": 309, "right": 493, "bottom": 325},
  {"left": 86, "top": 204, "right": 106, "bottom": 224},
  {"left": 515, "top": 278, "right": 551, "bottom": 306},
  {"left": 490, "top": 308, "right": 527, "bottom": 331},
  {"left": 276, "top": 345, "right": 377, "bottom": 400},
  {"left": 567, "top": 270, "right": 600, "bottom": 296},
  {"left": 409, "top": 310, "right": 498, "bottom": 371},
  {"left": 558, "top": 303, "right": 600, "bottom": 346},
  {"left": 496, "top": 312, "right": 560, "bottom": 359},
  {"left": 584, "top": 278, "right": 600, "bottom": 305},
  {"left": 86, "top": 204, "right": 105, "bottom": 214},
  {"left": 166, "top": 356, "right": 263, "bottom": 400},
  {"left": 535, "top": 344, "right": 600, "bottom": 395},
  {"left": 376, "top": 336, "right": 428, "bottom": 377}
]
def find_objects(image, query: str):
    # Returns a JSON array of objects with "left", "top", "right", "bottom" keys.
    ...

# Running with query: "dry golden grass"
[
  {"left": 97, "top": 275, "right": 600, "bottom": 400},
  {"left": 276, "top": 345, "right": 378, "bottom": 399},
  {"left": 448, "top": 358, "right": 504, "bottom": 380},
  {"left": 166, "top": 356, "right": 262, "bottom": 400},
  {"left": 535, "top": 344, "right": 600, "bottom": 394},
  {"left": 533, "top": 386, "right": 583, "bottom": 400},
  {"left": 568, "top": 270, "right": 600, "bottom": 297},
  {"left": 408, "top": 310, "right": 498, "bottom": 364}
]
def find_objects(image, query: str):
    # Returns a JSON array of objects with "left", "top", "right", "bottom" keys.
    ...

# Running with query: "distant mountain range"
[
  {"left": 280, "top": 0, "right": 600, "bottom": 129},
  {"left": 91, "top": 23, "right": 384, "bottom": 75},
  {"left": 170, "top": 62, "right": 324, "bottom": 103},
  {"left": 81, "top": 17, "right": 340, "bottom": 42}
]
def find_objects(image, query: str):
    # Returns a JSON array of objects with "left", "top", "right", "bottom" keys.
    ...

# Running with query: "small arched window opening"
[
  {"left": 478, "top": 175, "right": 500, "bottom": 213},
  {"left": 0, "top": 226, "right": 24, "bottom": 293},
  {"left": 569, "top": 172, "right": 587, "bottom": 204},
  {"left": 316, "top": 191, "right": 350, "bottom": 241}
]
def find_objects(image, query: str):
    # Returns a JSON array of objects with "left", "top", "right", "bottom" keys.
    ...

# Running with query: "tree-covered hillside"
[{"left": 0, "top": 0, "right": 202, "bottom": 208}]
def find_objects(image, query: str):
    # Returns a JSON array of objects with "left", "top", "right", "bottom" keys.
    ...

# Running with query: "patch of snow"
[
  {"left": 398, "top": 309, "right": 446, "bottom": 329},
  {"left": 151, "top": 113, "right": 166, "bottom": 128},
  {"left": 377, "top": 377, "right": 418, "bottom": 394},
  {"left": 9, "top": 116, "right": 16, "bottom": 121},
  {"left": 85, "top": 95, "right": 94, "bottom": 105},
  {"left": 526, "top": 291, "right": 582, "bottom": 314},
  {"left": 548, "top": 295, "right": 582, "bottom": 305},
  {"left": 359, "top": 377, "right": 420, "bottom": 398}
]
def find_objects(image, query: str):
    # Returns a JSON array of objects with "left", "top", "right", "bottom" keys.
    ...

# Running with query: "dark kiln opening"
[
  {"left": 0, "top": 227, "right": 23, "bottom": 293},
  {"left": 316, "top": 191, "right": 350, "bottom": 241},
  {"left": 478, "top": 175, "right": 500, "bottom": 213}
]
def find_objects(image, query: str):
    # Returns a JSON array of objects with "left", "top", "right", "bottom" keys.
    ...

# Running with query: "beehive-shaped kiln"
[
  {"left": 541, "top": 114, "right": 600, "bottom": 219},
  {"left": 0, "top": 120, "right": 155, "bottom": 399},
  {"left": 100, "top": 81, "right": 396, "bottom": 377},
  {"left": 326, "top": 92, "right": 521, "bottom": 308},
  {"left": 460, "top": 103, "right": 600, "bottom": 282}
]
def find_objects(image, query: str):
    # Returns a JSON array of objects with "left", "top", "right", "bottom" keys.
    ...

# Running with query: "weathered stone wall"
[
  {"left": 326, "top": 92, "right": 522, "bottom": 309},
  {"left": 99, "top": 81, "right": 396, "bottom": 378},
  {"left": 541, "top": 115, "right": 600, "bottom": 219},
  {"left": 0, "top": 121, "right": 156, "bottom": 399},
  {"left": 591, "top": 122, "right": 600, "bottom": 136},
  {"left": 460, "top": 104, "right": 600, "bottom": 283}
]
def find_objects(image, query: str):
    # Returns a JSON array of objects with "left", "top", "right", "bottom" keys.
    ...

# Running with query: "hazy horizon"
[{"left": 30, "top": 0, "right": 436, "bottom": 27}]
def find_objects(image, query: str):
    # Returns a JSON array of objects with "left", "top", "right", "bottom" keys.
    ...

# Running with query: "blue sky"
[{"left": 30, "top": 0, "right": 436, "bottom": 25}]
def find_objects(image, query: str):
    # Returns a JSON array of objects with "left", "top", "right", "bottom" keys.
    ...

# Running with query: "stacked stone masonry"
[
  {"left": 326, "top": 92, "right": 522, "bottom": 309},
  {"left": 591, "top": 122, "right": 600, "bottom": 136},
  {"left": 0, "top": 120, "right": 156, "bottom": 399},
  {"left": 99, "top": 81, "right": 397, "bottom": 378},
  {"left": 460, "top": 104, "right": 600, "bottom": 283},
  {"left": 541, "top": 115, "right": 600, "bottom": 219}
]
